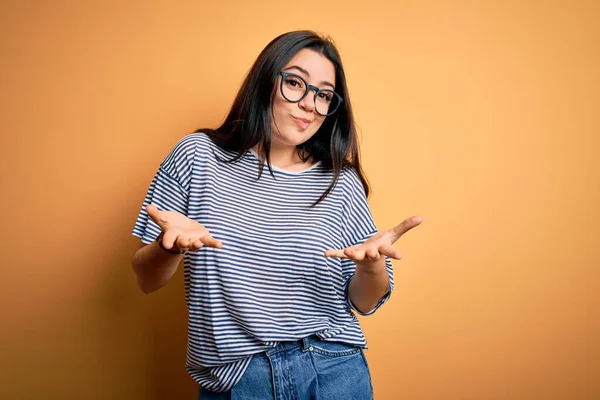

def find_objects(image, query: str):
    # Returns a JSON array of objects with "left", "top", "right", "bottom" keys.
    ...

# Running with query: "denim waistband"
[{"left": 264, "top": 335, "right": 325, "bottom": 357}]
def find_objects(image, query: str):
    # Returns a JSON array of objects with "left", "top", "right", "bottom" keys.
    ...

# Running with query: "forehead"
[{"left": 283, "top": 48, "right": 336, "bottom": 85}]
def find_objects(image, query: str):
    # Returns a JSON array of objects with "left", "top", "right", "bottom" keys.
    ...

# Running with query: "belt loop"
[{"left": 301, "top": 336, "right": 310, "bottom": 351}]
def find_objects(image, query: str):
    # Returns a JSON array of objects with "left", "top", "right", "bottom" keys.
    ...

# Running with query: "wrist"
[
  {"left": 355, "top": 257, "right": 386, "bottom": 275},
  {"left": 156, "top": 232, "right": 186, "bottom": 255}
]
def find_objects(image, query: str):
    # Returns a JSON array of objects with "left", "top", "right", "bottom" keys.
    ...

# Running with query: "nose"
[{"left": 298, "top": 88, "right": 317, "bottom": 112}]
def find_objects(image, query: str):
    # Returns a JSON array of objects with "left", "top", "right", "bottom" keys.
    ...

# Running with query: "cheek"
[
  {"left": 313, "top": 116, "right": 326, "bottom": 131},
  {"left": 272, "top": 96, "right": 290, "bottom": 120}
]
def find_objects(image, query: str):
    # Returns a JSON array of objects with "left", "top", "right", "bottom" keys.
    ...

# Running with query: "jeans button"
[{"left": 308, "top": 346, "right": 314, "bottom": 351}]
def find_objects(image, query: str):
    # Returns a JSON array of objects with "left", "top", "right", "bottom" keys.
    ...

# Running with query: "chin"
[
  {"left": 275, "top": 128, "right": 316, "bottom": 147},
  {"left": 291, "top": 132, "right": 317, "bottom": 146}
]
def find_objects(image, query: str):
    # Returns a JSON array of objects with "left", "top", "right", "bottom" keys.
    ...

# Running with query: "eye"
[
  {"left": 284, "top": 76, "right": 305, "bottom": 89},
  {"left": 318, "top": 91, "right": 334, "bottom": 102}
]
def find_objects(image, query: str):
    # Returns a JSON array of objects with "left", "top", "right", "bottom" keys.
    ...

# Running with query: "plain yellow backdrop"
[{"left": 1, "top": 1, "right": 598, "bottom": 399}]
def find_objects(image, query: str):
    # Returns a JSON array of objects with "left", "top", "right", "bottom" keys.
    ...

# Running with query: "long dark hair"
[{"left": 195, "top": 30, "right": 369, "bottom": 205}]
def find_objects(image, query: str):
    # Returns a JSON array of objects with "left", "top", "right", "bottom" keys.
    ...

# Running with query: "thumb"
[{"left": 146, "top": 204, "right": 167, "bottom": 229}]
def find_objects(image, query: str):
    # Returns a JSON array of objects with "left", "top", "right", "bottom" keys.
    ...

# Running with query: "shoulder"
[
  {"left": 162, "top": 131, "right": 218, "bottom": 166},
  {"left": 168, "top": 131, "right": 215, "bottom": 157},
  {"left": 340, "top": 166, "right": 364, "bottom": 192}
]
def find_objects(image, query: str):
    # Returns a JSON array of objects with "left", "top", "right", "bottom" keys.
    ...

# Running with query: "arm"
[
  {"left": 131, "top": 241, "right": 183, "bottom": 294},
  {"left": 327, "top": 216, "right": 422, "bottom": 315},
  {"left": 131, "top": 204, "right": 222, "bottom": 294},
  {"left": 348, "top": 257, "right": 390, "bottom": 314},
  {"left": 131, "top": 135, "right": 215, "bottom": 294}
]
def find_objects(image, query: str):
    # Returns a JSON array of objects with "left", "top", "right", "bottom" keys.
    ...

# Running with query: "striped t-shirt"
[{"left": 132, "top": 132, "right": 394, "bottom": 392}]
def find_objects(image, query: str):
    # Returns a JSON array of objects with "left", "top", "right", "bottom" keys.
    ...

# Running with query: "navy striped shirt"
[{"left": 132, "top": 133, "right": 393, "bottom": 392}]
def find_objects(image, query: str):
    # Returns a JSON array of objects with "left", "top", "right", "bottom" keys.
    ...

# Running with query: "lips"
[{"left": 291, "top": 116, "right": 312, "bottom": 129}]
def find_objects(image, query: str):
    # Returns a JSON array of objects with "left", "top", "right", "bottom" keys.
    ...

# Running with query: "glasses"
[{"left": 279, "top": 72, "right": 343, "bottom": 116}]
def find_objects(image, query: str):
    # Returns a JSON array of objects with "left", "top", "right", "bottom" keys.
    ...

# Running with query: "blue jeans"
[{"left": 198, "top": 335, "right": 373, "bottom": 399}]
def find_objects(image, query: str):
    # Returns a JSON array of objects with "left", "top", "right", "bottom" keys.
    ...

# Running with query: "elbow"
[
  {"left": 131, "top": 258, "right": 158, "bottom": 295},
  {"left": 352, "top": 302, "right": 378, "bottom": 316},
  {"left": 136, "top": 277, "right": 160, "bottom": 294},
  {"left": 139, "top": 284, "right": 156, "bottom": 295}
]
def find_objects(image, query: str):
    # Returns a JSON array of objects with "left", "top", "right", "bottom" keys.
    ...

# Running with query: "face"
[{"left": 270, "top": 48, "right": 336, "bottom": 150}]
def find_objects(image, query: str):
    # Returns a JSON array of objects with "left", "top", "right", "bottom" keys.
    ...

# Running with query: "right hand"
[{"left": 146, "top": 204, "right": 223, "bottom": 252}]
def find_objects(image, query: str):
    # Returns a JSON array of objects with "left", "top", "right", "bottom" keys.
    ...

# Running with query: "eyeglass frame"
[{"left": 278, "top": 71, "right": 343, "bottom": 116}]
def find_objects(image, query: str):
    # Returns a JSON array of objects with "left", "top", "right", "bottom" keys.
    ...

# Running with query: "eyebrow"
[{"left": 283, "top": 65, "right": 335, "bottom": 89}]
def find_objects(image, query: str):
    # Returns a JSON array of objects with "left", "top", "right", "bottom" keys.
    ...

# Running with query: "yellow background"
[{"left": 1, "top": 1, "right": 598, "bottom": 399}]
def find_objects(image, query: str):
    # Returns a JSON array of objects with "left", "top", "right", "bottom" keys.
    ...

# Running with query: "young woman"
[{"left": 131, "top": 30, "right": 422, "bottom": 399}]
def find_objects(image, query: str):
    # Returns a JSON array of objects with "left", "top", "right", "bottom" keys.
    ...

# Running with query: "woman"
[{"left": 131, "top": 30, "right": 422, "bottom": 399}]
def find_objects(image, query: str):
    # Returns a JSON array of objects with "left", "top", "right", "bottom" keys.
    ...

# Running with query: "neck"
[{"left": 253, "top": 141, "right": 307, "bottom": 169}]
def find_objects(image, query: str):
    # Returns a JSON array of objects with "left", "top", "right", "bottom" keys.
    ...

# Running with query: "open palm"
[
  {"left": 324, "top": 216, "right": 422, "bottom": 262},
  {"left": 146, "top": 204, "right": 223, "bottom": 252}
]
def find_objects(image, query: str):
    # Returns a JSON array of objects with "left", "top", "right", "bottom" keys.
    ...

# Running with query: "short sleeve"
[
  {"left": 132, "top": 135, "right": 197, "bottom": 244},
  {"left": 340, "top": 168, "right": 394, "bottom": 316}
]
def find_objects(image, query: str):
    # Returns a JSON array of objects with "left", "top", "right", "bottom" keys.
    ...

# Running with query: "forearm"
[
  {"left": 348, "top": 257, "right": 390, "bottom": 314},
  {"left": 131, "top": 241, "right": 183, "bottom": 294}
]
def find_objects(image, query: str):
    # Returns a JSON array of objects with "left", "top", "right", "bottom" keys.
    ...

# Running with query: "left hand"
[{"left": 324, "top": 216, "right": 423, "bottom": 263}]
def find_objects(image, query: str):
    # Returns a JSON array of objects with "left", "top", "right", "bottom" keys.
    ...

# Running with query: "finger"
[
  {"left": 188, "top": 237, "right": 204, "bottom": 251},
  {"left": 161, "top": 231, "right": 178, "bottom": 250},
  {"left": 345, "top": 247, "right": 365, "bottom": 262},
  {"left": 390, "top": 216, "right": 423, "bottom": 242},
  {"left": 199, "top": 234, "right": 223, "bottom": 249},
  {"left": 176, "top": 235, "right": 191, "bottom": 250},
  {"left": 324, "top": 249, "right": 348, "bottom": 258},
  {"left": 146, "top": 204, "right": 168, "bottom": 229},
  {"left": 378, "top": 243, "right": 403, "bottom": 260},
  {"left": 366, "top": 247, "right": 380, "bottom": 261}
]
